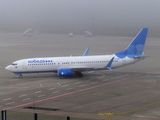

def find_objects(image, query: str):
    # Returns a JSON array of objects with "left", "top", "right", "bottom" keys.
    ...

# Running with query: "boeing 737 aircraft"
[{"left": 5, "top": 28, "right": 148, "bottom": 78}]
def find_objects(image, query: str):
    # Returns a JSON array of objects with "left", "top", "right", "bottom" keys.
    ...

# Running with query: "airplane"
[
  {"left": 5, "top": 28, "right": 148, "bottom": 78},
  {"left": 22, "top": 28, "right": 33, "bottom": 36},
  {"left": 68, "top": 33, "right": 73, "bottom": 37},
  {"left": 84, "top": 31, "right": 92, "bottom": 37}
]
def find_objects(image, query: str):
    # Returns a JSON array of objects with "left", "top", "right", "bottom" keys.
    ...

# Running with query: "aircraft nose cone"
[{"left": 5, "top": 65, "right": 12, "bottom": 71}]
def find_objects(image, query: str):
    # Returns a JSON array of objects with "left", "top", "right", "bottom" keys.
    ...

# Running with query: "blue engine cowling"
[{"left": 57, "top": 69, "right": 73, "bottom": 76}]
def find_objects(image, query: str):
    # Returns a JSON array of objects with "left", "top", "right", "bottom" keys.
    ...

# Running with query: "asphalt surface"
[{"left": 0, "top": 33, "right": 160, "bottom": 120}]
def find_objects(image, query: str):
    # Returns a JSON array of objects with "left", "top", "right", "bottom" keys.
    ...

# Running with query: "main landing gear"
[
  {"left": 74, "top": 71, "right": 83, "bottom": 77},
  {"left": 19, "top": 75, "right": 23, "bottom": 79}
]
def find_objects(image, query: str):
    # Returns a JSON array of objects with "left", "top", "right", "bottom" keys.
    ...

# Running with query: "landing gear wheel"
[
  {"left": 74, "top": 71, "right": 83, "bottom": 77},
  {"left": 78, "top": 73, "right": 83, "bottom": 77},
  {"left": 19, "top": 75, "right": 23, "bottom": 79}
]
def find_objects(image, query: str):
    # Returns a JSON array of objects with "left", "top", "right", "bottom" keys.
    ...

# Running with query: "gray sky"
[{"left": 0, "top": 0, "right": 160, "bottom": 36}]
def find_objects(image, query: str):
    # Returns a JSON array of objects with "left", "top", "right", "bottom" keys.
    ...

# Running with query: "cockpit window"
[{"left": 11, "top": 63, "right": 17, "bottom": 66}]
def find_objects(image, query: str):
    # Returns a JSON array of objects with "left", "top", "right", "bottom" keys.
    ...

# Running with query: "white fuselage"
[{"left": 5, "top": 54, "right": 142, "bottom": 74}]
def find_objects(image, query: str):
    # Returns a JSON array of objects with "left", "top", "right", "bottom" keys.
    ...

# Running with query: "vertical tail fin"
[{"left": 115, "top": 28, "right": 148, "bottom": 58}]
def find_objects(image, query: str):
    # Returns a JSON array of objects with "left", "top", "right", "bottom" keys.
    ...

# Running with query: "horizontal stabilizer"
[{"left": 134, "top": 55, "right": 145, "bottom": 59}]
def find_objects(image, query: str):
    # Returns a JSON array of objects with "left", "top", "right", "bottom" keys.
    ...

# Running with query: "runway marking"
[
  {"left": 3, "top": 98, "right": 11, "bottom": 101},
  {"left": 34, "top": 91, "right": 42, "bottom": 94},
  {"left": 3, "top": 73, "right": 150, "bottom": 111},
  {"left": 19, "top": 94, "right": 27, "bottom": 97},
  {"left": 97, "top": 113, "right": 115, "bottom": 115},
  {"left": 38, "top": 94, "right": 46, "bottom": 97},
  {"left": 103, "top": 79, "right": 109, "bottom": 81},
  {"left": 79, "top": 85, "right": 86, "bottom": 87},
  {"left": 74, "top": 82, "right": 81, "bottom": 84},
  {"left": 92, "top": 82, "right": 97, "bottom": 84},
  {"left": 62, "top": 84, "right": 69, "bottom": 87},
  {"left": 38, "top": 83, "right": 43, "bottom": 87},
  {"left": 52, "top": 91, "right": 60, "bottom": 94},
  {"left": 110, "top": 74, "right": 128, "bottom": 79},
  {"left": 22, "top": 98, "right": 31, "bottom": 101},
  {"left": 86, "top": 79, "right": 93, "bottom": 81},
  {"left": 6, "top": 102, "right": 15, "bottom": 105},
  {"left": 48, "top": 88, "right": 56, "bottom": 90},
  {"left": 98, "top": 75, "right": 105, "bottom": 79},
  {"left": 88, "top": 71, "right": 94, "bottom": 73},
  {"left": 106, "top": 100, "right": 160, "bottom": 120},
  {"left": 66, "top": 88, "right": 73, "bottom": 90}
]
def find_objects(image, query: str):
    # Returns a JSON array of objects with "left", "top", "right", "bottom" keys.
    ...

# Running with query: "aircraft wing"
[{"left": 61, "top": 57, "right": 114, "bottom": 72}]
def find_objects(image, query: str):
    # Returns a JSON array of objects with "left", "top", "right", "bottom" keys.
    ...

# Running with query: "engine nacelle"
[{"left": 57, "top": 69, "right": 73, "bottom": 76}]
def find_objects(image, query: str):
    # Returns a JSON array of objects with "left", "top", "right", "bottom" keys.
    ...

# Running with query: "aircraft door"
[
  {"left": 122, "top": 59, "right": 126, "bottom": 65},
  {"left": 70, "top": 58, "right": 76, "bottom": 68}
]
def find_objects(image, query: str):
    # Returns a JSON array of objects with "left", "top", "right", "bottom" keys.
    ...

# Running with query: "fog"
[{"left": 0, "top": 0, "right": 160, "bottom": 36}]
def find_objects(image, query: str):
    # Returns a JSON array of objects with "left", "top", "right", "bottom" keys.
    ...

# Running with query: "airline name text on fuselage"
[{"left": 28, "top": 59, "right": 53, "bottom": 63}]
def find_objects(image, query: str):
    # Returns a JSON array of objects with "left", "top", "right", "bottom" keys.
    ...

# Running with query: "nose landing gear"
[{"left": 19, "top": 75, "right": 23, "bottom": 79}]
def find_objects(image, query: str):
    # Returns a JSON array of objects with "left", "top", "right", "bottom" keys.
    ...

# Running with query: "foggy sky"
[{"left": 0, "top": 0, "right": 160, "bottom": 36}]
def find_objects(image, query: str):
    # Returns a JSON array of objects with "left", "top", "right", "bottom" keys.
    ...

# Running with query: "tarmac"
[{"left": 0, "top": 33, "right": 160, "bottom": 120}]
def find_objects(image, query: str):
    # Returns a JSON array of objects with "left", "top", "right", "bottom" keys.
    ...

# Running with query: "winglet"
[
  {"left": 106, "top": 57, "right": 114, "bottom": 71},
  {"left": 83, "top": 47, "right": 90, "bottom": 56}
]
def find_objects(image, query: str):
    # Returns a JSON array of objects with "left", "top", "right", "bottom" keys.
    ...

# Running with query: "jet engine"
[{"left": 57, "top": 69, "right": 73, "bottom": 76}]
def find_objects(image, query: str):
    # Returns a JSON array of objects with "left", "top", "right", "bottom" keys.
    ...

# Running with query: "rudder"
[{"left": 115, "top": 28, "right": 148, "bottom": 58}]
